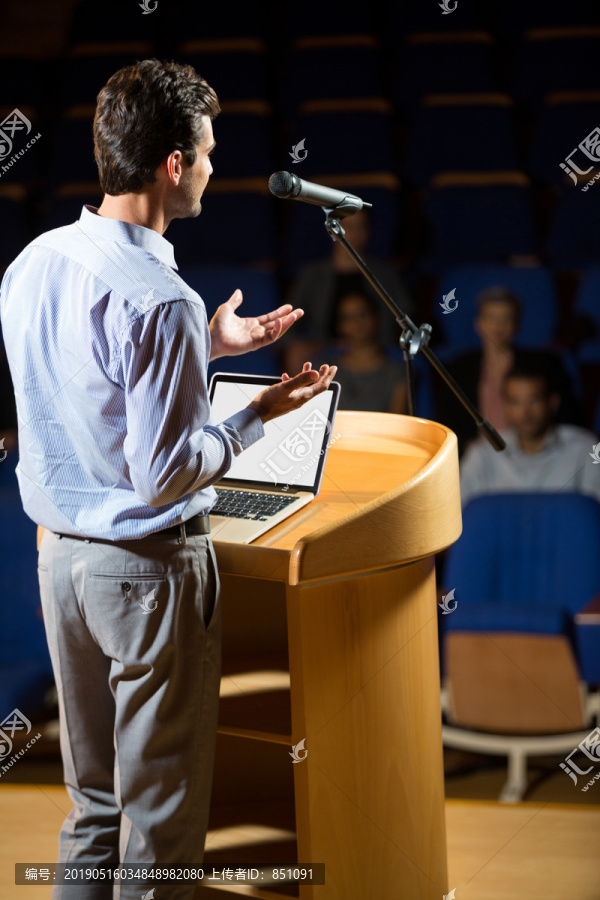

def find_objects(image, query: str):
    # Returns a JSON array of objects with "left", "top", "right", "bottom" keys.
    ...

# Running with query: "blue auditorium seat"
[
  {"left": 167, "top": 187, "right": 277, "bottom": 267},
  {"left": 574, "top": 265, "right": 600, "bottom": 337},
  {"left": 177, "top": 265, "right": 282, "bottom": 378},
  {"left": 574, "top": 266, "right": 600, "bottom": 368},
  {"left": 393, "top": 34, "right": 497, "bottom": 112},
  {"left": 403, "top": 96, "right": 519, "bottom": 187},
  {"left": 433, "top": 263, "right": 558, "bottom": 353},
  {"left": 0, "top": 59, "right": 41, "bottom": 108},
  {"left": 205, "top": 110, "right": 274, "bottom": 178},
  {"left": 491, "top": 0, "right": 597, "bottom": 39},
  {"left": 282, "top": 176, "right": 401, "bottom": 276},
  {"left": 0, "top": 453, "right": 53, "bottom": 714},
  {"left": 175, "top": 52, "right": 270, "bottom": 103},
  {"left": 546, "top": 183, "right": 600, "bottom": 269},
  {"left": 68, "top": 0, "right": 159, "bottom": 46},
  {"left": 529, "top": 94, "right": 600, "bottom": 186},
  {"left": 56, "top": 54, "right": 154, "bottom": 112},
  {"left": 384, "top": 0, "right": 485, "bottom": 38},
  {"left": 287, "top": 103, "right": 395, "bottom": 176},
  {"left": 573, "top": 271, "right": 600, "bottom": 427},
  {"left": 279, "top": 42, "right": 384, "bottom": 113},
  {"left": 169, "top": 0, "right": 269, "bottom": 47},
  {"left": 441, "top": 491, "right": 600, "bottom": 800},
  {"left": 47, "top": 117, "right": 97, "bottom": 188},
  {"left": 578, "top": 339, "right": 600, "bottom": 365},
  {"left": 422, "top": 175, "right": 537, "bottom": 272},
  {"left": 0, "top": 108, "right": 40, "bottom": 186},
  {"left": 442, "top": 493, "right": 600, "bottom": 685},
  {"left": 0, "top": 192, "right": 32, "bottom": 267},
  {"left": 275, "top": 1, "right": 375, "bottom": 40},
  {"left": 512, "top": 29, "right": 600, "bottom": 110},
  {"left": 40, "top": 188, "right": 104, "bottom": 233}
]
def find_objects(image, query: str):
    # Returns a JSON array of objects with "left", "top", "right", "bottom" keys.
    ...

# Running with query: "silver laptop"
[{"left": 208, "top": 372, "right": 341, "bottom": 544}]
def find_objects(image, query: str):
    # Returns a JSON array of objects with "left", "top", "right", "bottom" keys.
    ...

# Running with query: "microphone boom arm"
[{"left": 322, "top": 209, "right": 506, "bottom": 452}]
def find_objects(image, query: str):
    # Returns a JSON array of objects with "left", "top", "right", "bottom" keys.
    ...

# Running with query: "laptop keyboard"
[{"left": 211, "top": 488, "right": 298, "bottom": 521}]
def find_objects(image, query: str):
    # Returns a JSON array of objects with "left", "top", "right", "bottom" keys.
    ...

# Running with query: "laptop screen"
[{"left": 209, "top": 373, "right": 340, "bottom": 493}]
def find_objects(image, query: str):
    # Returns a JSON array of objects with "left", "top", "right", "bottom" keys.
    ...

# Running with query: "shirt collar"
[
  {"left": 77, "top": 205, "right": 178, "bottom": 270},
  {"left": 503, "top": 425, "right": 561, "bottom": 454}
]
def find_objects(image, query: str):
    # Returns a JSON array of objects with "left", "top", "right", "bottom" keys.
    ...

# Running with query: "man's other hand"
[
  {"left": 209, "top": 289, "right": 303, "bottom": 360},
  {"left": 246, "top": 362, "right": 337, "bottom": 424}
]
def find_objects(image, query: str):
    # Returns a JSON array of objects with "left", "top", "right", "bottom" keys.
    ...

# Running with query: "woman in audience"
[
  {"left": 314, "top": 290, "right": 407, "bottom": 414},
  {"left": 281, "top": 208, "right": 413, "bottom": 376}
]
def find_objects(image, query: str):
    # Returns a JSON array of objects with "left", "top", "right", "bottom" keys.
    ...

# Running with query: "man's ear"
[
  {"left": 165, "top": 150, "right": 184, "bottom": 185},
  {"left": 549, "top": 391, "right": 561, "bottom": 416}
]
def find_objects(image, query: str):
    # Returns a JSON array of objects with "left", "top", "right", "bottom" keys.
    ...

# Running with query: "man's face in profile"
[
  {"left": 176, "top": 115, "right": 215, "bottom": 218},
  {"left": 503, "top": 376, "right": 559, "bottom": 441}
]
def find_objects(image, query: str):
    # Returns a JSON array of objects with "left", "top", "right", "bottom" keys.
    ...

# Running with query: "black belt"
[
  {"left": 54, "top": 514, "right": 211, "bottom": 544},
  {"left": 154, "top": 514, "right": 211, "bottom": 538}
]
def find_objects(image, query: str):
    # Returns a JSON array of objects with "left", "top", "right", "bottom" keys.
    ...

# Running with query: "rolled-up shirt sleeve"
[{"left": 120, "top": 298, "right": 264, "bottom": 507}]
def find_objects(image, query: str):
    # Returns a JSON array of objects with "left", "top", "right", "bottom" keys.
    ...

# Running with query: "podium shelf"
[
  {"left": 198, "top": 800, "right": 300, "bottom": 898},
  {"left": 219, "top": 667, "right": 292, "bottom": 743}
]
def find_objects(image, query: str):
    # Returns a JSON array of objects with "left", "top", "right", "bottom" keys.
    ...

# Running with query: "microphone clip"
[{"left": 323, "top": 198, "right": 373, "bottom": 224}]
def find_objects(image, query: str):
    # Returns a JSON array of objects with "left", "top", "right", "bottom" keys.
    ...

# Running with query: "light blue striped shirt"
[{"left": 0, "top": 205, "right": 265, "bottom": 540}]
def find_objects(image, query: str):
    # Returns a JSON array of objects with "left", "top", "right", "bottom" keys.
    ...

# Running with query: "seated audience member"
[
  {"left": 314, "top": 290, "right": 407, "bottom": 414},
  {"left": 282, "top": 208, "right": 413, "bottom": 374},
  {"left": 460, "top": 361, "right": 600, "bottom": 507},
  {"left": 438, "top": 286, "right": 581, "bottom": 455}
]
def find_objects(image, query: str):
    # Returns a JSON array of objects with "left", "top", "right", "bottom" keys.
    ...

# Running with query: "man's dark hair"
[
  {"left": 475, "top": 285, "right": 521, "bottom": 322},
  {"left": 93, "top": 59, "right": 221, "bottom": 195},
  {"left": 503, "top": 357, "right": 554, "bottom": 396}
]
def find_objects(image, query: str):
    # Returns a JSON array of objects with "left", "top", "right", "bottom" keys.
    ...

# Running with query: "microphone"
[{"left": 268, "top": 171, "right": 372, "bottom": 217}]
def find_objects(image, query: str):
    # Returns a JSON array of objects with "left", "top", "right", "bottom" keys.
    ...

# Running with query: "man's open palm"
[
  {"left": 209, "top": 289, "right": 303, "bottom": 360},
  {"left": 247, "top": 362, "right": 338, "bottom": 424}
]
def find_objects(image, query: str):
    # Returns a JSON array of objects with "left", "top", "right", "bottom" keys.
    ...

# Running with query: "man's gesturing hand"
[
  {"left": 209, "top": 289, "right": 304, "bottom": 361},
  {"left": 246, "top": 362, "right": 337, "bottom": 424}
]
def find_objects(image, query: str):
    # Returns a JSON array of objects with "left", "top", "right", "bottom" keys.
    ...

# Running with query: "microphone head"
[{"left": 268, "top": 171, "right": 299, "bottom": 198}]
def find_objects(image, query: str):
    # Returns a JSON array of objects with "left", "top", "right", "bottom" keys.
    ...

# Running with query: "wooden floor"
[{"left": 1, "top": 785, "right": 599, "bottom": 899}]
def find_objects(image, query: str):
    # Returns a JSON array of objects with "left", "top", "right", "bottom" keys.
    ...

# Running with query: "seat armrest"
[
  {"left": 575, "top": 593, "right": 600, "bottom": 623},
  {"left": 575, "top": 594, "right": 600, "bottom": 685}
]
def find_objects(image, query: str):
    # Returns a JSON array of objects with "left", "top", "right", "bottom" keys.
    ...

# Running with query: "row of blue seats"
[
  {"left": 0, "top": 455, "right": 53, "bottom": 717},
  {"left": 64, "top": 0, "right": 600, "bottom": 49},
  {"left": 1, "top": 176, "right": 599, "bottom": 272},
  {"left": 4, "top": 472, "right": 600, "bottom": 717},
  {"left": 3, "top": 261, "right": 592, "bottom": 368},
  {"left": 3, "top": 34, "right": 600, "bottom": 115},
  {"left": 4, "top": 260, "right": 599, "bottom": 375},
  {"left": 3, "top": 98, "right": 599, "bottom": 190}
]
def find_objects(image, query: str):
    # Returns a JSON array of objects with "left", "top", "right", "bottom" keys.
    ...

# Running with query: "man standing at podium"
[{"left": 0, "top": 59, "right": 336, "bottom": 899}]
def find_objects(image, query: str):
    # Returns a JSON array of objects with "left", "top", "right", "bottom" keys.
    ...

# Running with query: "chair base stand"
[{"left": 442, "top": 724, "right": 593, "bottom": 803}]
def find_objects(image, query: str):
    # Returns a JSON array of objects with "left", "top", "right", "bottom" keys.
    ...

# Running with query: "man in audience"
[
  {"left": 460, "top": 361, "right": 600, "bottom": 506},
  {"left": 438, "top": 286, "right": 581, "bottom": 455}
]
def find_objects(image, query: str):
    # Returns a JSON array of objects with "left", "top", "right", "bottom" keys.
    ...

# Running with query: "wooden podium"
[
  {"left": 200, "top": 411, "right": 462, "bottom": 899},
  {"left": 36, "top": 411, "right": 461, "bottom": 898}
]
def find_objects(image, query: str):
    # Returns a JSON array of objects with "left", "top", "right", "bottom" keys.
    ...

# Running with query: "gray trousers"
[{"left": 37, "top": 526, "right": 222, "bottom": 900}]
